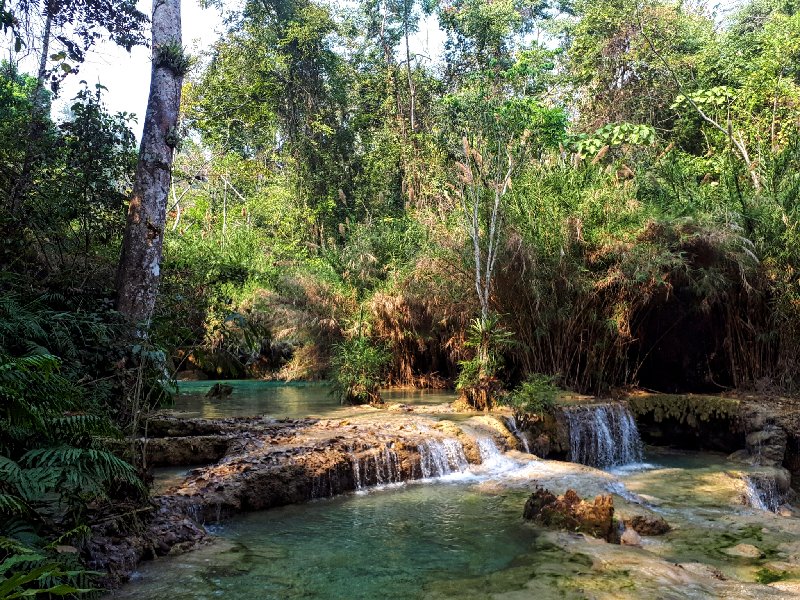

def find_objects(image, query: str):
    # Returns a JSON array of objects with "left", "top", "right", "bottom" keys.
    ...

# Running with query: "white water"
[
  {"left": 743, "top": 474, "right": 783, "bottom": 512},
  {"left": 349, "top": 445, "right": 404, "bottom": 491},
  {"left": 504, "top": 415, "right": 531, "bottom": 453},
  {"left": 346, "top": 436, "right": 535, "bottom": 496},
  {"left": 418, "top": 438, "right": 470, "bottom": 478},
  {"left": 564, "top": 403, "right": 644, "bottom": 468}
]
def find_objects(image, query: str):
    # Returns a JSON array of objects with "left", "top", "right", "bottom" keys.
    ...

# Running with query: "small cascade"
[
  {"left": 418, "top": 439, "right": 469, "bottom": 478},
  {"left": 347, "top": 444, "right": 403, "bottom": 491},
  {"left": 311, "top": 468, "right": 343, "bottom": 499},
  {"left": 563, "top": 403, "right": 643, "bottom": 468},
  {"left": 504, "top": 416, "right": 531, "bottom": 453},
  {"left": 373, "top": 445, "right": 402, "bottom": 485},
  {"left": 477, "top": 437, "right": 503, "bottom": 462},
  {"left": 743, "top": 474, "right": 783, "bottom": 512},
  {"left": 476, "top": 437, "right": 520, "bottom": 473}
]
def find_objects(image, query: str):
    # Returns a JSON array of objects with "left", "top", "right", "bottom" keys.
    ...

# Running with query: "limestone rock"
[
  {"left": 624, "top": 514, "right": 671, "bottom": 536},
  {"left": 722, "top": 543, "right": 764, "bottom": 558},
  {"left": 727, "top": 449, "right": 752, "bottom": 464},
  {"left": 206, "top": 383, "right": 234, "bottom": 397},
  {"left": 745, "top": 425, "right": 787, "bottom": 466},
  {"left": 523, "top": 487, "right": 617, "bottom": 542},
  {"left": 620, "top": 528, "right": 642, "bottom": 546}
]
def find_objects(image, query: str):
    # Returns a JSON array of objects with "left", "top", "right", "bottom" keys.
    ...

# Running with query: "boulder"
[
  {"left": 523, "top": 487, "right": 617, "bottom": 542},
  {"left": 624, "top": 514, "right": 671, "bottom": 536},
  {"left": 206, "top": 383, "right": 234, "bottom": 398},
  {"left": 722, "top": 543, "right": 764, "bottom": 559},
  {"left": 745, "top": 425, "right": 787, "bottom": 466},
  {"left": 620, "top": 528, "right": 642, "bottom": 546}
]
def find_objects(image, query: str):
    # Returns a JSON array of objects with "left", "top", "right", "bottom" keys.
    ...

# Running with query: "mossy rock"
[{"left": 627, "top": 394, "right": 741, "bottom": 425}]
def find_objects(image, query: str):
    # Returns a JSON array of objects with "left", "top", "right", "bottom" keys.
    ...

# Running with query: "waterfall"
[
  {"left": 477, "top": 437, "right": 503, "bottom": 462},
  {"left": 418, "top": 439, "right": 469, "bottom": 478},
  {"left": 348, "top": 445, "right": 403, "bottom": 491},
  {"left": 563, "top": 403, "right": 643, "bottom": 468},
  {"left": 476, "top": 437, "right": 520, "bottom": 473},
  {"left": 504, "top": 416, "right": 531, "bottom": 453},
  {"left": 743, "top": 474, "right": 783, "bottom": 512}
]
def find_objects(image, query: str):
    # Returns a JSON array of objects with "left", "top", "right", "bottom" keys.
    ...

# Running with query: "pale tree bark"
[
  {"left": 116, "top": 0, "right": 183, "bottom": 327},
  {"left": 9, "top": 0, "right": 53, "bottom": 215},
  {"left": 403, "top": 0, "right": 416, "bottom": 134}
]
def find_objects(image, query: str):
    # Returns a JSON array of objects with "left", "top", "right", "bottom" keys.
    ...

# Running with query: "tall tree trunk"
[
  {"left": 8, "top": 0, "right": 53, "bottom": 215},
  {"left": 116, "top": 0, "right": 183, "bottom": 327},
  {"left": 403, "top": 1, "right": 416, "bottom": 134}
]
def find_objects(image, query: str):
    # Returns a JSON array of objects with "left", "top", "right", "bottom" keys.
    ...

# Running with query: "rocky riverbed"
[{"left": 97, "top": 389, "right": 800, "bottom": 597}]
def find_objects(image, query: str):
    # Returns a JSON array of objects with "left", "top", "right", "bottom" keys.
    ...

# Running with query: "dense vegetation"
[
  {"left": 1, "top": 0, "right": 799, "bottom": 593},
  {"left": 161, "top": 0, "right": 800, "bottom": 398}
]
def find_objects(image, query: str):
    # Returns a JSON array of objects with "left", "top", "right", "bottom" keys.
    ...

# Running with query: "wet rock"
[
  {"left": 176, "top": 369, "right": 208, "bottom": 381},
  {"left": 206, "top": 383, "right": 234, "bottom": 398},
  {"left": 85, "top": 497, "right": 208, "bottom": 587},
  {"left": 745, "top": 426, "right": 787, "bottom": 467},
  {"left": 523, "top": 487, "right": 617, "bottom": 542},
  {"left": 678, "top": 563, "right": 726, "bottom": 580},
  {"left": 466, "top": 414, "right": 519, "bottom": 452},
  {"left": 722, "top": 543, "right": 764, "bottom": 558},
  {"left": 144, "top": 435, "right": 231, "bottom": 467},
  {"left": 620, "top": 528, "right": 642, "bottom": 546},
  {"left": 166, "top": 414, "right": 487, "bottom": 523},
  {"left": 623, "top": 514, "right": 671, "bottom": 536},
  {"left": 727, "top": 449, "right": 752, "bottom": 463},
  {"left": 530, "top": 433, "right": 551, "bottom": 457},
  {"left": 769, "top": 581, "right": 800, "bottom": 594}
]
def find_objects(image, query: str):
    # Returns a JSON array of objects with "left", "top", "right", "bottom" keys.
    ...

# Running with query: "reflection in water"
[{"left": 166, "top": 380, "right": 456, "bottom": 419}]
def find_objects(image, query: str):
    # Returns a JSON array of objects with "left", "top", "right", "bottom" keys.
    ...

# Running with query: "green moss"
[
  {"left": 754, "top": 568, "right": 790, "bottom": 584},
  {"left": 627, "top": 394, "right": 740, "bottom": 425}
]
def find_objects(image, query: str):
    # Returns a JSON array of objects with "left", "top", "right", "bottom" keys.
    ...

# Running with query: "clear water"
[
  {"left": 116, "top": 448, "right": 800, "bottom": 599},
  {"left": 116, "top": 483, "right": 537, "bottom": 599},
  {"left": 166, "top": 381, "right": 456, "bottom": 419}
]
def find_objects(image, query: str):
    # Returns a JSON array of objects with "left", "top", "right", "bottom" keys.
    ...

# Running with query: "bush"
[
  {"left": 456, "top": 315, "right": 514, "bottom": 410},
  {"left": 502, "top": 374, "right": 559, "bottom": 429},
  {"left": 329, "top": 336, "right": 390, "bottom": 405}
]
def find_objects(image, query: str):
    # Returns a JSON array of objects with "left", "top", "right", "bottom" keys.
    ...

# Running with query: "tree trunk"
[
  {"left": 403, "top": 1, "right": 416, "bottom": 134},
  {"left": 8, "top": 0, "right": 53, "bottom": 215},
  {"left": 116, "top": 0, "right": 183, "bottom": 327}
]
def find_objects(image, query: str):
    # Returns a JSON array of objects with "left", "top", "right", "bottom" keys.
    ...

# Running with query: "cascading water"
[
  {"left": 743, "top": 474, "right": 783, "bottom": 512},
  {"left": 563, "top": 403, "right": 643, "bottom": 468},
  {"left": 476, "top": 437, "right": 520, "bottom": 473},
  {"left": 503, "top": 416, "right": 531, "bottom": 453},
  {"left": 418, "top": 439, "right": 469, "bottom": 478},
  {"left": 348, "top": 444, "right": 403, "bottom": 491}
]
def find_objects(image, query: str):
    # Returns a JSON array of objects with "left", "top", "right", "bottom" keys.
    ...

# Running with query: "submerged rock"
[
  {"left": 206, "top": 383, "right": 234, "bottom": 397},
  {"left": 620, "top": 527, "right": 642, "bottom": 546},
  {"left": 723, "top": 543, "right": 764, "bottom": 558},
  {"left": 523, "top": 487, "right": 617, "bottom": 542}
]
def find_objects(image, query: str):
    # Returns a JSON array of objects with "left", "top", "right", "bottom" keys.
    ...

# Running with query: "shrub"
[
  {"left": 502, "top": 374, "right": 559, "bottom": 429},
  {"left": 329, "top": 336, "right": 390, "bottom": 405}
]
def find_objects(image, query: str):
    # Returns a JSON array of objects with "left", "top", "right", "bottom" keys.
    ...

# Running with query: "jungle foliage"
[
  {"left": 2, "top": 0, "right": 800, "bottom": 591},
  {"left": 156, "top": 0, "right": 800, "bottom": 400}
]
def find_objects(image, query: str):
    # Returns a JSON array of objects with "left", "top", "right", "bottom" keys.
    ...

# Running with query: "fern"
[{"left": 0, "top": 291, "right": 143, "bottom": 597}]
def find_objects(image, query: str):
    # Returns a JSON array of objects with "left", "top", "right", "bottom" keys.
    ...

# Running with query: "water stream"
[
  {"left": 124, "top": 393, "right": 800, "bottom": 599},
  {"left": 121, "top": 443, "right": 800, "bottom": 599}
]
